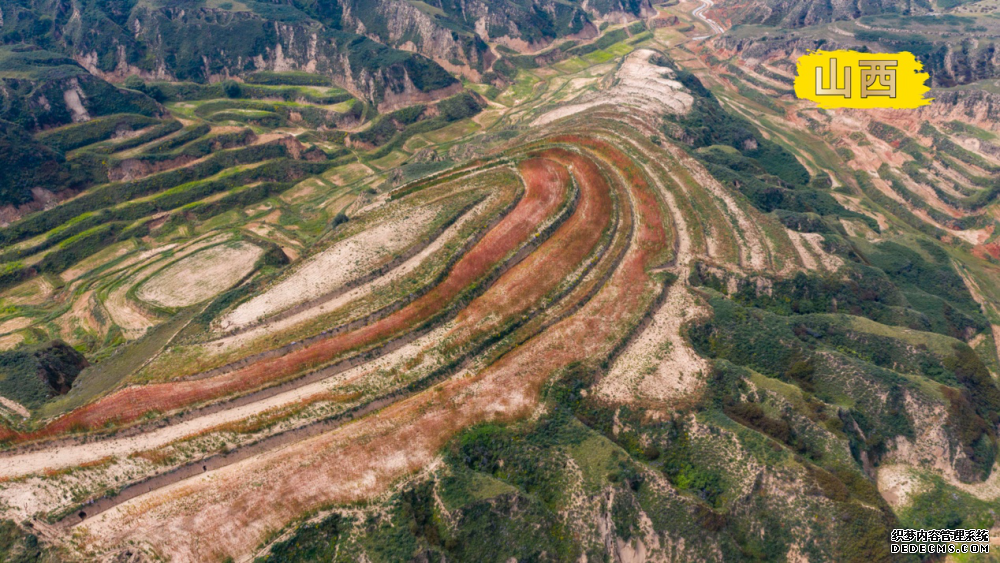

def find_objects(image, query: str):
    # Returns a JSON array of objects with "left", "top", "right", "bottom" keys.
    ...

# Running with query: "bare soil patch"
[
  {"left": 136, "top": 242, "right": 264, "bottom": 308},
  {"left": 221, "top": 207, "right": 436, "bottom": 330}
]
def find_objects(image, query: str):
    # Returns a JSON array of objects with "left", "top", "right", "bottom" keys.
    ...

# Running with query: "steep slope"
[{"left": 0, "top": 0, "right": 459, "bottom": 108}]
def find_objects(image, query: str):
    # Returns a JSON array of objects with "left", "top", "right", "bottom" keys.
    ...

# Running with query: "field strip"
[
  {"left": 136, "top": 242, "right": 264, "bottom": 308},
  {"left": 219, "top": 206, "right": 440, "bottom": 330}
]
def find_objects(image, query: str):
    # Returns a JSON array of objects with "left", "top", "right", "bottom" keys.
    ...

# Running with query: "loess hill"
[{"left": 0, "top": 1, "right": 1000, "bottom": 562}]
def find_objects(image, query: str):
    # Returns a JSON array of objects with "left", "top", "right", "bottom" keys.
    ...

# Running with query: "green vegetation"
[
  {"left": 0, "top": 120, "right": 99, "bottom": 207},
  {"left": 257, "top": 515, "right": 343, "bottom": 562},
  {"left": 666, "top": 71, "right": 877, "bottom": 231},
  {"left": 0, "top": 520, "right": 53, "bottom": 563},
  {"left": 0, "top": 340, "right": 88, "bottom": 410},
  {"left": 99, "top": 120, "right": 183, "bottom": 154},
  {"left": 244, "top": 71, "right": 332, "bottom": 86},
  {"left": 0, "top": 142, "right": 307, "bottom": 247},
  {"left": 35, "top": 114, "right": 161, "bottom": 153},
  {"left": 145, "top": 124, "right": 212, "bottom": 154},
  {"left": 689, "top": 259, "right": 1000, "bottom": 481},
  {"left": 900, "top": 474, "right": 996, "bottom": 530},
  {"left": 353, "top": 92, "right": 484, "bottom": 151}
]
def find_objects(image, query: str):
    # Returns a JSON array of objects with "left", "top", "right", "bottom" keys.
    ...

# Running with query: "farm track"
[{"left": 692, "top": 0, "right": 725, "bottom": 39}]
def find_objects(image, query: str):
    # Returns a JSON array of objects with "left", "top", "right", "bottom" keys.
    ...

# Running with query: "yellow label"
[{"left": 793, "top": 50, "right": 932, "bottom": 109}]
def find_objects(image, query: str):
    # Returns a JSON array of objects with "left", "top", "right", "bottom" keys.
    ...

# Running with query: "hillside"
[{"left": 0, "top": 0, "right": 998, "bottom": 562}]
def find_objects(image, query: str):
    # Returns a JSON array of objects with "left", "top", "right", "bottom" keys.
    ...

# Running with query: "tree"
[{"left": 223, "top": 80, "right": 243, "bottom": 98}]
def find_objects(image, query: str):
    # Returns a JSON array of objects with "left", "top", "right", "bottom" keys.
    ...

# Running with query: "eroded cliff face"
[
  {"left": 122, "top": 8, "right": 457, "bottom": 105},
  {"left": 336, "top": 0, "right": 653, "bottom": 68},
  {"left": 341, "top": 0, "right": 492, "bottom": 78},
  {"left": 0, "top": 67, "right": 161, "bottom": 131},
  {"left": 0, "top": 0, "right": 655, "bottom": 105},
  {"left": 915, "top": 90, "right": 1000, "bottom": 128},
  {"left": 0, "top": 0, "right": 460, "bottom": 107}
]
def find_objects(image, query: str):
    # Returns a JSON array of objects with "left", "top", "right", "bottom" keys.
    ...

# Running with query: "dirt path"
[
  {"left": 0, "top": 395, "right": 29, "bottom": 418},
  {"left": 692, "top": 0, "right": 725, "bottom": 39}
]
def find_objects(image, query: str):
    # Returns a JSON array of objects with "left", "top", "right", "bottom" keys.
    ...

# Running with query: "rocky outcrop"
[
  {"left": 0, "top": 48, "right": 162, "bottom": 131},
  {"left": 916, "top": 89, "right": 1000, "bottom": 126}
]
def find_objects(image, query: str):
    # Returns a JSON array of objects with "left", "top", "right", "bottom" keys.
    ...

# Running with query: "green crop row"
[
  {"left": 35, "top": 114, "right": 161, "bottom": 152},
  {"left": 0, "top": 142, "right": 292, "bottom": 247},
  {"left": 144, "top": 123, "right": 212, "bottom": 154},
  {"left": 184, "top": 181, "right": 291, "bottom": 220},
  {"left": 359, "top": 92, "right": 485, "bottom": 158},
  {"left": 99, "top": 120, "right": 183, "bottom": 154},
  {"left": 244, "top": 71, "right": 332, "bottom": 86}
]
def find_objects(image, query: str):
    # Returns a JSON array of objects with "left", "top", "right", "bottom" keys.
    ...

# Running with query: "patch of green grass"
[
  {"left": 421, "top": 120, "right": 480, "bottom": 144},
  {"left": 367, "top": 151, "right": 408, "bottom": 170},
  {"left": 899, "top": 472, "right": 996, "bottom": 530}
]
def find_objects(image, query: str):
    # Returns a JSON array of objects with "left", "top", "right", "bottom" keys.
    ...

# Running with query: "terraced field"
[{"left": 2, "top": 9, "right": 1000, "bottom": 562}]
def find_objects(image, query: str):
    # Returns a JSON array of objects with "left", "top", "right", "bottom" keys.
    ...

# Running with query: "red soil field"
[
  {"left": 447, "top": 148, "right": 613, "bottom": 346},
  {"left": 21, "top": 158, "right": 572, "bottom": 442},
  {"left": 549, "top": 134, "right": 672, "bottom": 267}
]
